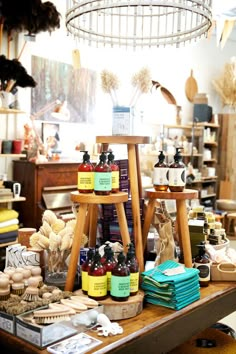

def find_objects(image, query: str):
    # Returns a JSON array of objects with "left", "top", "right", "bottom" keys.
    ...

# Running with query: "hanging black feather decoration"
[{"left": 1, "top": 0, "right": 61, "bottom": 35}]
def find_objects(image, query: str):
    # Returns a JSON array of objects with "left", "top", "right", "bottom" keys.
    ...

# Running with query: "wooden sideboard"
[{"left": 12, "top": 160, "right": 78, "bottom": 230}]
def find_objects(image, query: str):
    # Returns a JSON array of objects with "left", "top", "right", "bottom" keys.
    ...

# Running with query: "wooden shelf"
[
  {"left": 0, "top": 108, "right": 25, "bottom": 114},
  {"left": 0, "top": 239, "right": 18, "bottom": 248},
  {"left": 0, "top": 153, "right": 26, "bottom": 158},
  {"left": 203, "top": 159, "right": 217, "bottom": 163},
  {"left": 0, "top": 196, "right": 26, "bottom": 203},
  {"left": 197, "top": 122, "right": 220, "bottom": 128},
  {"left": 201, "top": 193, "right": 216, "bottom": 199},
  {"left": 204, "top": 141, "right": 218, "bottom": 146}
]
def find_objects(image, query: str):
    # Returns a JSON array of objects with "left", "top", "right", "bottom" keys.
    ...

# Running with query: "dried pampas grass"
[{"left": 212, "top": 57, "right": 236, "bottom": 108}]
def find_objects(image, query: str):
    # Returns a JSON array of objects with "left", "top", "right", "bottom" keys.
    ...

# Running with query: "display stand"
[
  {"left": 142, "top": 188, "right": 198, "bottom": 268},
  {"left": 65, "top": 191, "right": 131, "bottom": 291},
  {"left": 96, "top": 136, "right": 151, "bottom": 273}
]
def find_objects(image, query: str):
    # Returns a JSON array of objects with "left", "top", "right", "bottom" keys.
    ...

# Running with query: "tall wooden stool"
[
  {"left": 96, "top": 136, "right": 151, "bottom": 273},
  {"left": 142, "top": 188, "right": 198, "bottom": 268},
  {"left": 226, "top": 212, "right": 236, "bottom": 236},
  {"left": 65, "top": 191, "right": 131, "bottom": 291}
]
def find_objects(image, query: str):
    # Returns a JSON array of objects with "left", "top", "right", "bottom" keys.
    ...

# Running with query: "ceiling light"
[{"left": 66, "top": 0, "right": 212, "bottom": 49}]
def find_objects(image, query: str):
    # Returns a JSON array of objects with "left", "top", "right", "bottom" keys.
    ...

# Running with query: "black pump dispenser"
[
  {"left": 153, "top": 150, "right": 169, "bottom": 191},
  {"left": 168, "top": 147, "right": 186, "bottom": 192},
  {"left": 194, "top": 241, "right": 210, "bottom": 287},
  {"left": 81, "top": 150, "right": 90, "bottom": 162},
  {"left": 77, "top": 150, "right": 94, "bottom": 193}
]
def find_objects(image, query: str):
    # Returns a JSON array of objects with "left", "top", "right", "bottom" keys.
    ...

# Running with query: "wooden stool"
[
  {"left": 65, "top": 191, "right": 131, "bottom": 291},
  {"left": 96, "top": 136, "right": 151, "bottom": 273},
  {"left": 226, "top": 212, "right": 236, "bottom": 236},
  {"left": 142, "top": 188, "right": 198, "bottom": 268}
]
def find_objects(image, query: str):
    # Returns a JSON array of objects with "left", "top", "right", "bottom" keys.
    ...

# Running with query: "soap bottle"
[
  {"left": 77, "top": 150, "right": 94, "bottom": 193},
  {"left": 111, "top": 252, "right": 130, "bottom": 302},
  {"left": 153, "top": 150, "right": 169, "bottom": 191},
  {"left": 126, "top": 243, "right": 139, "bottom": 296},
  {"left": 103, "top": 247, "right": 117, "bottom": 294},
  {"left": 88, "top": 247, "right": 107, "bottom": 300},
  {"left": 81, "top": 248, "right": 94, "bottom": 294},
  {"left": 168, "top": 147, "right": 186, "bottom": 192},
  {"left": 194, "top": 242, "right": 211, "bottom": 287},
  {"left": 107, "top": 151, "right": 120, "bottom": 193},
  {"left": 94, "top": 152, "right": 112, "bottom": 195}
]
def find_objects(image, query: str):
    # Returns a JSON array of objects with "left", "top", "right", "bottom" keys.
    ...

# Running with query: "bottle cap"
[
  {"left": 81, "top": 150, "right": 90, "bottom": 162},
  {"left": 174, "top": 147, "right": 183, "bottom": 162},
  {"left": 158, "top": 150, "right": 165, "bottom": 162},
  {"left": 117, "top": 252, "right": 125, "bottom": 263},
  {"left": 108, "top": 151, "right": 115, "bottom": 161},
  {"left": 87, "top": 248, "right": 95, "bottom": 260},
  {"left": 99, "top": 151, "right": 107, "bottom": 162},
  {"left": 126, "top": 243, "right": 135, "bottom": 259}
]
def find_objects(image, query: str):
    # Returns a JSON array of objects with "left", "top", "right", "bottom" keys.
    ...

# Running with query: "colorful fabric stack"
[
  {"left": 141, "top": 260, "right": 201, "bottom": 310},
  {"left": 0, "top": 208, "right": 19, "bottom": 244}
]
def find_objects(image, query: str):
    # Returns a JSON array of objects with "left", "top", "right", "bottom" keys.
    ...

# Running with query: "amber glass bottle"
[
  {"left": 104, "top": 247, "right": 116, "bottom": 294},
  {"left": 107, "top": 151, "right": 120, "bottom": 193},
  {"left": 77, "top": 150, "right": 94, "bottom": 193},
  {"left": 126, "top": 243, "right": 139, "bottom": 296},
  {"left": 168, "top": 147, "right": 186, "bottom": 192},
  {"left": 153, "top": 150, "right": 169, "bottom": 191},
  {"left": 94, "top": 152, "right": 112, "bottom": 195},
  {"left": 111, "top": 252, "right": 130, "bottom": 301},
  {"left": 194, "top": 242, "right": 210, "bottom": 287},
  {"left": 88, "top": 248, "right": 107, "bottom": 300},
  {"left": 81, "top": 248, "right": 94, "bottom": 294}
]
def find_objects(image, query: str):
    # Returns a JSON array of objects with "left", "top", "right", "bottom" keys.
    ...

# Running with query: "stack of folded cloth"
[
  {"left": 0, "top": 208, "right": 19, "bottom": 244},
  {"left": 141, "top": 260, "right": 201, "bottom": 310}
]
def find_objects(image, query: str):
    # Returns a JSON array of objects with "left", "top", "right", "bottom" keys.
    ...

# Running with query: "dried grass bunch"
[
  {"left": 212, "top": 57, "right": 236, "bottom": 108},
  {"left": 101, "top": 67, "right": 152, "bottom": 107}
]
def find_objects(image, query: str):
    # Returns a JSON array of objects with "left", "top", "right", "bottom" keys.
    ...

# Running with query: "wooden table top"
[
  {"left": 96, "top": 136, "right": 151, "bottom": 145},
  {"left": 1, "top": 282, "right": 236, "bottom": 354},
  {"left": 144, "top": 188, "right": 199, "bottom": 200}
]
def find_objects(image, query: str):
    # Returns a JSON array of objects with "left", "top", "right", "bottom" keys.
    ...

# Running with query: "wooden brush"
[
  {"left": 70, "top": 295, "right": 98, "bottom": 308},
  {"left": 21, "top": 278, "right": 40, "bottom": 302},
  {"left": 33, "top": 304, "right": 72, "bottom": 324},
  {"left": 60, "top": 298, "right": 88, "bottom": 312},
  {"left": 0, "top": 276, "right": 10, "bottom": 301},
  {"left": 11, "top": 272, "right": 25, "bottom": 296}
]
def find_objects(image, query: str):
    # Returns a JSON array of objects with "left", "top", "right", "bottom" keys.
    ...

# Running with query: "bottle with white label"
[
  {"left": 168, "top": 147, "right": 186, "bottom": 192},
  {"left": 153, "top": 150, "right": 169, "bottom": 191}
]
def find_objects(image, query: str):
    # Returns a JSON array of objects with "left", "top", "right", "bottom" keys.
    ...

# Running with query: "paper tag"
[{"left": 162, "top": 265, "right": 186, "bottom": 276}]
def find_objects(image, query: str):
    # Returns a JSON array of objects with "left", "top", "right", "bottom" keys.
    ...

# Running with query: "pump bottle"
[
  {"left": 168, "top": 147, "right": 186, "bottom": 192},
  {"left": 194, "top": 242, "right": 211, "bottom": 287},
  {"left": 111, "top": 252, "right": 130, "bottom": 302},
  {"left": 126, "top": 243, "right": 139, "bottom": 296},
  {"left": 107, "top": 151, "right": 120, "bottom": 193},
  {"left": 153, "top": 150, "right": 169, "bottom": 191},
  {"left": 77, "top": 150, "right": 94, "bottom": 193},
  {"left": 81, "top": 248, "right": 94, "bottom": 294},
  {"left": 94, "top": 152, "right": 112, "bottom": 195},
  {"left": 88, "top": 247, "right": 107, "bottom": 300}
]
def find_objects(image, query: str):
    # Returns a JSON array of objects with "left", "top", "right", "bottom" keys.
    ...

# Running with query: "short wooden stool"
[
  {"left": 226, "top": 212, "right": 236, "bottom": 236},
  {"left": 65, "top": 191, "right": 131, "bottom": 291},
  {"left": 142, "top": 188, "right": 198, "bottom": 268}
]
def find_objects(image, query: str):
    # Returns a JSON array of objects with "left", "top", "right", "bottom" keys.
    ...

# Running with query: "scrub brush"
[
  {"left": 11, "top": 272, "right": 25, "bottom": 296},
  {"left": 0, "top": 276, "right": 10, "bottom": 301},
  {"left": 33, "top": 303, "right": 73, "bottom": 324},
  {"left": 70, "top": 295, "right": 98, "bottom": 308},
  {"left": 60, "top": 298, "right": 88, "bottom": 312},
  {"left": 21, "top": 277, "right": 40, "bottom": 302}
]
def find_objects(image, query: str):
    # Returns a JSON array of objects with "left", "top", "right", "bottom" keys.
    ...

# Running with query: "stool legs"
[
  {"left": 128, "top": 143, "right": 144, "bottom": 272},
  {"left": 176, "top": 200, "right": 193, "bottom": 268},
  {"left": 88, "top": 205, "right": 98, "bottom": 247},
  {"left": 115, "top": 203, "right": 131, "bottom": 252},
  {"left": 65, "top": 203, "right": 88, "bottom": 291}
]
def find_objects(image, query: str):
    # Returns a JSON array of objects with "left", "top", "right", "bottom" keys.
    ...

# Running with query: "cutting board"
[
  {"left": 219, "top": 179, "right": 233, "bottom": 199},
  {"left": 185, "top": 69, "right": 198, "bottom": 102}
]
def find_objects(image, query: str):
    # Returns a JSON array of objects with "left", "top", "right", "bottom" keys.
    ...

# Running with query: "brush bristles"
[
  {"left": 21, "top": 293, "right": 40, "bottom": 302},
  {"left": 34, "top": 314, "right": 71, "bottom": 324}
]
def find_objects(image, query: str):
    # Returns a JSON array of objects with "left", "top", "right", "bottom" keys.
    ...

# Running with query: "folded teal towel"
[{"left": 145, "top": 291, "right": 200, "bottom": 310}]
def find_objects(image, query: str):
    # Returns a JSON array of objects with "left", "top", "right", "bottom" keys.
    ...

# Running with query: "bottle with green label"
[
  {"left": 168, "top": 147, "right": 186, "bottom": 192},
  {"left": 103, "top": 247, "right": 117, "bottom": 294},
  {"left": 126, "top": 243, "right": 139, "bottom": 296},
  {"left": 153, "top": 150, "right": 169, "bottom": 191},
  {"left": 88, "top": 247, "right": 107, "bottom": 300},
  {"left": 78, "top": 150, "right": 94, "bottom": 193},
  {"left": 111, "top": 252, "right": 130, "bottom": 302},
  {"left": 107, "top": 151, "right": 120, "bottom": 193},
  {"left": 81, "top": 248, "right": 94, "bottom": 294},
  {"left": 94, "top": 152, "right": 112, "bottom": 195}
]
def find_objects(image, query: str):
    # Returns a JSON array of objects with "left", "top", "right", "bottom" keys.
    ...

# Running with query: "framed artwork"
[{"left": 31, "top": 55, "right": 97, "bottom": 123}]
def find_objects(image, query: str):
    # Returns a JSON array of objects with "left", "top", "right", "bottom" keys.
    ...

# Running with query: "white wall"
[{"left": 1, "top": 0, "right": 236, "bottom": 174}]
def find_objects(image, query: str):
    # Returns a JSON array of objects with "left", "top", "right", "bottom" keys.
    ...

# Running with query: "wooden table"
[
  {"left": 1, "top": 282, "right": 236, "bottom": 353},
  {"left": 96, "top": 136, "right": 151, "bottom": 273}
]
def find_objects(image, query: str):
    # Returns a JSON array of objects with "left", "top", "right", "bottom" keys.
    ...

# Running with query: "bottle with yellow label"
[
  {"left": 81, "top": 248, "right": 94, "bottom": 294},
  {"left": 107, "top": 151, "right": 120, "bottom": 193},
  {"left": 88, "top": 248, "right": 107, "bottom": 300},
  {"left": 103, "top": 247, "right": 116, "bottom": 294},
  {"left": 78, "top": 150, "right": 94, "bottom": 193},
  {"left": 126, "top": 243, "right": 139, "bottom": 296}
]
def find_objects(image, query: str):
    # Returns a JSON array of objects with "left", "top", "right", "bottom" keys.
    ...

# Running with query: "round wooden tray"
[{"left": 74, "top": 290, "right": 145, "bottom": 320}]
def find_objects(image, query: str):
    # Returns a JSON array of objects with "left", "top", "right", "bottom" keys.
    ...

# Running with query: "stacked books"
[
  {"left": 141, "top": 260, "right": 201, "bottom": 310},
  {"left": 0, "top": 208, "right": 19, "bottom": 244},
  {"left": 0, "top": 187, "right": 13, "bottom": 199}
]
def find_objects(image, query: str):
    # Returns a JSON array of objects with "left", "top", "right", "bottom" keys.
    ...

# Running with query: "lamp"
[{"left": 66, "top": 0, "right": 212, "bottom": 49}]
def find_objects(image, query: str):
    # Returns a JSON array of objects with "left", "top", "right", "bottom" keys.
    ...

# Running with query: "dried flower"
[
  {"left": 130, "top": 67, "right": 152, "bottom": 106},
  {"left": 101, "top": 69, "right": 119, "bottom": 105}
]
